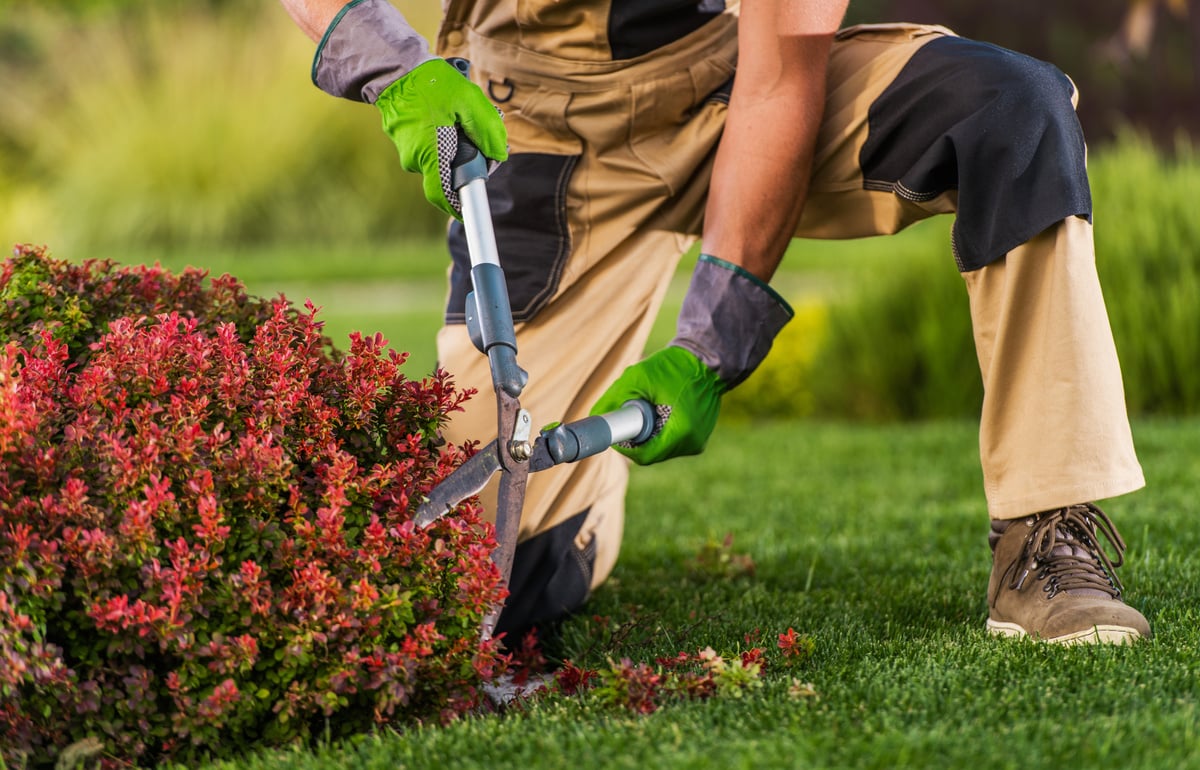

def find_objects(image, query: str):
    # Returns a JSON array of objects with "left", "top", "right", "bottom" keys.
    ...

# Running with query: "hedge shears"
[{"left": 412, "top": 119, "right": 655, "bottom": 640}]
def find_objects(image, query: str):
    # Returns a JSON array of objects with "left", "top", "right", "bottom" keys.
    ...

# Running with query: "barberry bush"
[{"left": 0, "top": 245, "right": 507, "bottom": 767}]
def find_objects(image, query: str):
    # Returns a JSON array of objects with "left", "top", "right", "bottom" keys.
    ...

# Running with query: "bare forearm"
[
  {"left": 278, "top": 0, "right": 351, "bottom": 42},
  {"left": 701, "top": 0, "right": 848, "bottom": 282},
  {"left": 700, "top": 48, "right": 828, "bottom": 281}
]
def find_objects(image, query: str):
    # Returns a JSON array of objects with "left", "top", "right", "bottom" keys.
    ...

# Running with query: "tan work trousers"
[{"left": 435, "top": 17, "right": 1145, "bottom": 593}]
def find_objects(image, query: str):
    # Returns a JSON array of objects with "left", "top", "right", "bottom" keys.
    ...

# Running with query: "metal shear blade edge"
[{"left": 412, "top": 440, "right": 502, "bottom": 527}]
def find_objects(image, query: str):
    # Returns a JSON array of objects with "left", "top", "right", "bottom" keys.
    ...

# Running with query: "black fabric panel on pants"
[
  {"left": 607, "top": 0, "right": 725, "bottom": 60},
  {"left": 493, "top": 509, "right": 594, "bottom": 648},
  {"left": 859, "top": 35, "right": 1092, "bottom": 271},
  {"left": 446, "top": 152, "right": 577, "bottom": 325}
]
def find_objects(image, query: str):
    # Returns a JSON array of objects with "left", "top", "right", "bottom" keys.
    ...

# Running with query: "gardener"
[{"left": 279, "top": 0, "right": 1151, "bottom": 645}]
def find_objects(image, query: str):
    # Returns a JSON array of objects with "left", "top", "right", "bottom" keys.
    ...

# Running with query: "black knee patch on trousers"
[
  {"left": 860, "top": 36, "right": 1092, "bottom": 271},
  {"left": 493, "top": 509, "right": 595, "bottom": 647}
]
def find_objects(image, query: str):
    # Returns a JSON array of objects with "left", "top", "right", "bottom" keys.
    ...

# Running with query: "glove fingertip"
[{"left": 457, "top": 118, "right": 509, "bottom": 163}]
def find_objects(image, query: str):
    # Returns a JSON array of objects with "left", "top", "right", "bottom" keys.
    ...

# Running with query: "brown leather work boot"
[{"left": 987, "top": 503, "right": 1151, "bottom": 644}]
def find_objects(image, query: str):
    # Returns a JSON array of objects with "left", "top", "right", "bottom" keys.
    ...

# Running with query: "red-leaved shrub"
[{"left": 0, "top": 246, "right": 506, "bottom": 767}]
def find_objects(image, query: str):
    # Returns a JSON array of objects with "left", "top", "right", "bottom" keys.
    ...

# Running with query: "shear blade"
[
  {"left": 413, "top": 441, "right": 502, "bottom": 527},
  {"left": 490, "top": 457, "right": 529, "bottom": 594}
]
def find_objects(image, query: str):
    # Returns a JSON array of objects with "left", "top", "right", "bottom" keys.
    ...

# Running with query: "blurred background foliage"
[
  {"left": 0, "top": 0, "right": 1195, "bottom": 252},
  {"left": 0, "top": 0, "right": 1197, "bottom": 420}
]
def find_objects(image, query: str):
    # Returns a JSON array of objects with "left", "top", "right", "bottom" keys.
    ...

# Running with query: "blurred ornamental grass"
[
  {"left": 0, "top": 4, "right": 446, "bottom": 252},
  {"left": 1090, "top": 131, "right": 1200, "bottom": 416}
]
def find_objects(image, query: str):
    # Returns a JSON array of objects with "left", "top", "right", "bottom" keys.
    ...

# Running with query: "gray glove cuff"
[
  {"left": 312, "top": 0, "right": 436, "bottom": 103},
  {"left": 671, "top": 254, "right": 794, "bottom": 389}
]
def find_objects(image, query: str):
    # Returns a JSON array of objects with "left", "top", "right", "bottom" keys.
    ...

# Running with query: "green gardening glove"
[
  {"left": 311, "top": 0, "right": 508, "bottom": 218},
  {"left": 591, "top": 254, "right": 794, "bottom": 466},
  {"left": 591, "top": 346, "right": 725, "bottom": 466},
  {"left": 376, "top": 59, "right": 509, "bottom": 219}
]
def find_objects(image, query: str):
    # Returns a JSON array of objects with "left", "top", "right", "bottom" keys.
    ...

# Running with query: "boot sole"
[{"left": 986, "top": 619, "right": 1145, "bottom": 645}]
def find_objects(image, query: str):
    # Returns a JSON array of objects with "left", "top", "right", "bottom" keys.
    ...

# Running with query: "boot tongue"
[
  {"left": 992, "top": 507, "right": 1125, "bottom": 599},
  {"left": 997, "top": 506, "right": 1124, "bottom": 599},
  {"left": 1048, "top": 524, "right": 1114, "bottom": 599}
]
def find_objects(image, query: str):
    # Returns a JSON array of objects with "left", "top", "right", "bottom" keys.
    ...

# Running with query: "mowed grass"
[{"left": 188, "top": 416, "right": 1200, "bottom": 770}]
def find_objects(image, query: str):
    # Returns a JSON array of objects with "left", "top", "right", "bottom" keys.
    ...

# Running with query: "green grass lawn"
[{"left": 189, "top": 416, "right": 1200, "bottom": 770}]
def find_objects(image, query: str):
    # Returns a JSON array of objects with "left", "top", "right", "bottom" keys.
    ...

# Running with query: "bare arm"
[
  {"left": 278, "top": 0, "right": 352, "bottom": 42},
  {"left": 701, "top": 0, "right": 849, "bottom": 281}
]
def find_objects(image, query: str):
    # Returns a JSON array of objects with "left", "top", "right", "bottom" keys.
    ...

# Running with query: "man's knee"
[
  {"left": 952, "top": 40, "right": 1085, "bottom": 168},
  {"left": 862, "top": 35, "right": 1093, "bottom": 270}
]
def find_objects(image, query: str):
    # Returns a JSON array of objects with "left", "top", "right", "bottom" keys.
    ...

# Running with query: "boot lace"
[{"left": 1004, "top": 503, "right": 1126, "bottom": 599}]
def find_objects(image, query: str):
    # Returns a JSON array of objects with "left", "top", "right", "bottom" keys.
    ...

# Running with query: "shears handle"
[
  {"left": 539, "top": 399, "right": 656, "bottom": 465},
  {"left": 452, "top": 128, "right": 527, "bottom": 398}
]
